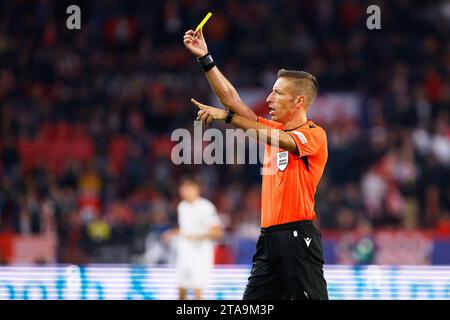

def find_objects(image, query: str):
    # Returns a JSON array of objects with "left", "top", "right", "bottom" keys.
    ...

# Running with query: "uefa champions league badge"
[{"left": 276, "top": 151, "right": 289, "bottom": 171}]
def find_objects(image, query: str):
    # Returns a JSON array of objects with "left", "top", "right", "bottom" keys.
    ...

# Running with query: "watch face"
[{"left": 225, "top": 111, "right": 234, "bottom": 123}]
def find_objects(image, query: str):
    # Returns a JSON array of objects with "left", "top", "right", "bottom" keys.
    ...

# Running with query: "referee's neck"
[{"left": 283, "top": 112, "right": 308, "bottom": 131}]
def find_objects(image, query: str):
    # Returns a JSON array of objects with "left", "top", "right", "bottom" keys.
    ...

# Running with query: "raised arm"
[
  {"left": 191, "top": 98, "right": 298, "bottom": 154},
  {"left": 183, "top": 29, "right": 257, "bottom": 121}
]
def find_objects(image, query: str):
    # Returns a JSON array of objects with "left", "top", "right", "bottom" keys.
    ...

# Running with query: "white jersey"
[{"left": 176, "top": 197, "right": 220, "bottom": 289}]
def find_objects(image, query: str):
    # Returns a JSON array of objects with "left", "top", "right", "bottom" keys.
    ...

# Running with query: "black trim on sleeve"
[{"left": 286, "top": 132, "right": 301, "bottom": 156}]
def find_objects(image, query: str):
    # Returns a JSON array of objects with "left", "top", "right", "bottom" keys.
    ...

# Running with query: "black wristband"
[
  {"left": 198, "top": 52, "right": 210, "bottom": 60},
  {"left": 197, "top": 53, "right": 216, "bottom": 72},
  {"left": 202, "top": 61, "right": 216, "bottom": 72},
  {"left": 225, "top": 110, "right": 235, "bottom": 123}
]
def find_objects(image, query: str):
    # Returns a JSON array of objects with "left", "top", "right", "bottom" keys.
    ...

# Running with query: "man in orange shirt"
[{"left": 183, "top": 29, "right": 329, "bottom": 300}]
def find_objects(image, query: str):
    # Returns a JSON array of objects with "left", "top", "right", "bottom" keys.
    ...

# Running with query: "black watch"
[{"left": 225, "top": 110, "right": 235, "bottom": 123}]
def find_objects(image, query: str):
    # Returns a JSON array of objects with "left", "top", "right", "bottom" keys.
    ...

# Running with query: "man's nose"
[{"left": 266, "top": 92, "right": 273, "bottom": 102}]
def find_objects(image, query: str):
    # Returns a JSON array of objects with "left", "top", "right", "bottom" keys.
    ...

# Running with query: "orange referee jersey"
[{"left": 258, "top": 116, "right": 328, "bottom": 228}]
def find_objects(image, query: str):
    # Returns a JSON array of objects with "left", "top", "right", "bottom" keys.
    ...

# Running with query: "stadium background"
[{"left": 0, "top": 0, "right": 449, "bottom": 299}]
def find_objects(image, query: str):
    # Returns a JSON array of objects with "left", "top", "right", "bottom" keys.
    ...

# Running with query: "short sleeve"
[
  {"left": 204, "top": 202, "right": 220, "bottom": 228},
  {"left": 288, "top": 127, "right": 326, "bottom": 157}
]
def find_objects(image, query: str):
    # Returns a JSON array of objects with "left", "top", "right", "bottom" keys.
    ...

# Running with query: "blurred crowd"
[{"left": 0, "top": 0, "right": 449, "bottom": 264}]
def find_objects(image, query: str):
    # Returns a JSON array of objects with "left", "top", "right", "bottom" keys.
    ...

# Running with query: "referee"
[{"left": 183, "top": 29, "right": 329, "bottom": 300}]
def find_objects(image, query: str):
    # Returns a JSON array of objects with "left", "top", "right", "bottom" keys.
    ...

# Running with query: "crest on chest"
[{"left": 276, "top": 151, "right": 289, "bottom": 171}]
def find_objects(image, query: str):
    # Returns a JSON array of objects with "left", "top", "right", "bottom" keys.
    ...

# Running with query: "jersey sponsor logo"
[
  {"left": 276, "top": 151, "right": 289, "bottom": 171},
  {"left": 292, "top": 131, "right": 307, "bottom": 144}
]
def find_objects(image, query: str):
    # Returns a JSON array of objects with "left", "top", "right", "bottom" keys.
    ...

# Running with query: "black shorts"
[{"left": 243, "top": 220, "right": 329, "bottom": 300}]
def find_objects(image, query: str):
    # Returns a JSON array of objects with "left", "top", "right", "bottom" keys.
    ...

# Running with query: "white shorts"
[{"left": 176, "top": 240, "right": 214, "bottom": 289}]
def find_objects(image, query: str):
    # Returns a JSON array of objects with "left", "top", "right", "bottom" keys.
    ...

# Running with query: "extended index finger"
[{"left": 191, "top": 98, "right": 204, "bottom": 110}]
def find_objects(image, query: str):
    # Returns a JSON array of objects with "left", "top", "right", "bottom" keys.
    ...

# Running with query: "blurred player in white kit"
[{"left": 163, "top": 175, "right": 222, "bottom": 300}]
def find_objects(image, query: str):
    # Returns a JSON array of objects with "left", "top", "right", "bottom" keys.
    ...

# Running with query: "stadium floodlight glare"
[{"left": 195, "top": 12, "right": 212, "bottom": 31}]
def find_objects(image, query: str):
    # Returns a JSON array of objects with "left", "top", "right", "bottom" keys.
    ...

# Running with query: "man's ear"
[{"left": 295, "top": 95, "right": 306, "bottom": 107}]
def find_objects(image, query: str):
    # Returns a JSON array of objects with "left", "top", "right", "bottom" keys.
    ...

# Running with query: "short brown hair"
[
  {"left": 179, "top": 174, "right": 200, "bottom": 186},
  {"left": 277, "top": 69, "right": 318, "bottom": 105}
]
